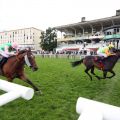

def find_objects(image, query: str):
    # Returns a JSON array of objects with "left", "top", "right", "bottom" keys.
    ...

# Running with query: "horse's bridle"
[
  {"left": 24, "top": 54, "right": 31, "bottom": 67},
  {"left": 15, "top": 50, "right": 36, "bottom": 69}
]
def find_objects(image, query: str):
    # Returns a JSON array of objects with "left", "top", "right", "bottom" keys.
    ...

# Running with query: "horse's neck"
[
  {"left": 8, "top": 56, "right": 25, "bottom": 68},
  {"left": 105, "top": 55, "right": 118, "bottom": 64}
]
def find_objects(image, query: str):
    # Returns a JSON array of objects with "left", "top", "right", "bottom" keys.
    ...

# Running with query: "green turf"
[{"left": 0, "top": 57, "right": 120, "bottom": 120}]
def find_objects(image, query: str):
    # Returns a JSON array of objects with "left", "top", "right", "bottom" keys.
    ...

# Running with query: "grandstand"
[{"left": 54, "top": 10, "right": 120, "bottom": 52}]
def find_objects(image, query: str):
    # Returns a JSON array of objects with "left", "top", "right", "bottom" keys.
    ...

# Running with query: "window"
[
  {"left": 114, "top": 29, "right": 117, "bottom": 34},
  {"left": 117, "top": 28, "right": 119, "bottom": 33},
  {"left": 13, "top": 32, "right": 14, "bottom": 37},
  {"left": 106, "top": 32, "right": 111, "bottom": 35}
]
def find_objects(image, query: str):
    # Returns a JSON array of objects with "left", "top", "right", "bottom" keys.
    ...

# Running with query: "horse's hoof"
[
  {"left": 96, "top": 76, "right": 101, "bottom": 80},
  {"left": 36, "top": 90, "right": 43, "bottom": 95},
  {"left": 106, "top": 77, "right": 112, "bottom": 79}
]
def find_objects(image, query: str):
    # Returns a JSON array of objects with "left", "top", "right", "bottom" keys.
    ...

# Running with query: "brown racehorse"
[
  {"left": 72, "top": 49, "right": 120, "bottom": 80},
  {"left": 0, "top": 48, "right": 41, "bottom": 92}
]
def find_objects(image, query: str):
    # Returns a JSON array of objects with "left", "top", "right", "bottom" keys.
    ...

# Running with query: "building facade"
[{"left": 0, "top": 27, "right": 43, "bottom": 50}]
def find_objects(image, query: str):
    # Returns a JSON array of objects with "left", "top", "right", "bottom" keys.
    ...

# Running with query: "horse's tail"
[{"left": 71, "top": 59, "right": 84, "bottom": 67}]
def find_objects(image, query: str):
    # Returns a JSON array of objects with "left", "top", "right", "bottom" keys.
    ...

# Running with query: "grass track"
[{"left": 0, "top": 57, "right": 120, "bottom": 120}]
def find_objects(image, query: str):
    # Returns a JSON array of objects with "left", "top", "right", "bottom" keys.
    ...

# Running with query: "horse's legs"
[
  {"left": 19, "top": 75, "right": 40, "bottom": 92},
  {"left": 106, "top": 70, "right": 115, "bottom": 79},
  {"left": 103, "top": 71, "right": 107, "bottom": 79},
  {"left": 95, "top": 71, "right": 107, "bottom": 79},
  {"left": 25, "top": 79, "right": 40, "bottom": 91},
  {"left": 90, "top": 66, "right": 101, "bottom": 80},
  {"left": 85, "top": 67, "right": 92, "bottom": 80},
  {"left": 92, "top": 71, "right": 108, "bottom": 80},
  {"left": 90, "top": 69, "right": 108, "bottom": 80}
]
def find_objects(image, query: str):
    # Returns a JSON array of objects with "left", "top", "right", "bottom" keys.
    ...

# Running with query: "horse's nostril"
[{"left": 35, "top": 68, "right": 38, "bottom": 70}]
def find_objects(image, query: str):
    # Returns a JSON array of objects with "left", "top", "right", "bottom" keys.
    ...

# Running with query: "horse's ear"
[
  {"left": 26, "top": 47, "right": 31, "bottom": 51},
  {"left": 25, "top": 47, "right": 31, "bottom": 51},
  {"left": 112, "top": 48, "right": 116, "bottom": 53}
]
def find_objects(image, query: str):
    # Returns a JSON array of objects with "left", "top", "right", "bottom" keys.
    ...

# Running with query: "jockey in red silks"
[{"left": 0, "top": 42, "right": 19, "bottom": 68}]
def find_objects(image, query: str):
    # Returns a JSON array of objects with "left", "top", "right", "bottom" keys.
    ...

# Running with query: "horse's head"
[
  {"left": 113, "top": 49, "right": 120, "bottom": 58},
  {"left": 18, "top": 48, "right": 38, "bottom": 71}
]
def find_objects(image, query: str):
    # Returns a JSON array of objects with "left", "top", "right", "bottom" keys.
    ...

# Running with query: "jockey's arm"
[
  {"left": 105, "top": 49, "right": 111, "bottom": 56},
  {"left": 105, "top": 49, "right": 115, "bottom": 56}
]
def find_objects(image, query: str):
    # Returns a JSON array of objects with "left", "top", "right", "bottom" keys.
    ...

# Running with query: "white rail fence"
[
  {"left": 38, "top": 54, "right": 92, "bottom": 59},
  {"left": 0, "top": 79, "right": 34, "bottom": 106},
  {"left": 76, "top": 97, "right": 120, "bottom": 120}
]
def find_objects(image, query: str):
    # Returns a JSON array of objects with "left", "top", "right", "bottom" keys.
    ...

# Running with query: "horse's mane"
[
  {"left": 112, "top": 48, "right": 120, "bottom": 53},
  {"left": 18, "top": 49, "right": 27, "bottom": 54},
  {"left": 104, "top": 55, "right": 117, "bottom": 61},
  {"left": 8, "top": 49, "right": 27, "bottom": 59}
]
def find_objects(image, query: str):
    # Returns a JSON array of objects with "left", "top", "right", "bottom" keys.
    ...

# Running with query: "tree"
[{"left": 40, "top": 27, "right": 57, "bottom": 51}]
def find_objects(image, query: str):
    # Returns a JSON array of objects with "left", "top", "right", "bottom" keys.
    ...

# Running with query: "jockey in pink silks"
[{"left": 0, "top": 42, "right": 19, "bottom": 68}]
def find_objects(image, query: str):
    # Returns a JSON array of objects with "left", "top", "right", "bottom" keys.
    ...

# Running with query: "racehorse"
[
  {"left": 0, "top": 48, "right": 41, "bottom": 92},
  {"left": 71, "top": 49, "right": 120, "bottom": 80}
]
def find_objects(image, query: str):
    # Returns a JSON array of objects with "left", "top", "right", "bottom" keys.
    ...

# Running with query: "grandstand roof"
[{"left": 54, "top": 15, "right": 120, "bottom": 31}]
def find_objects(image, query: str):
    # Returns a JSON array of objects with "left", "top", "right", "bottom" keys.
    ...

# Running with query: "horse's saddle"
[{"left": 94, "top": 56, "right": 104, "bottom": 69}]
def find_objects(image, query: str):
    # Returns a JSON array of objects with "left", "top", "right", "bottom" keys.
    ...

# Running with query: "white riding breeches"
[
  {"left": 97, "top": 51, "right": 107, "bottom": 57},
  {"left": 0, "top": 50, "right": 9, "bottom": 58}
]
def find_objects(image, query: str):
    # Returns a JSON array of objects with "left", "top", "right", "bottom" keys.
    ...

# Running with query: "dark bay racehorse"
[
  {"left": 72, "top": 49, "right": 120, "bottom": 80},
  {"left": 0, "top": 48, "right": 41, "bottom": 92}
]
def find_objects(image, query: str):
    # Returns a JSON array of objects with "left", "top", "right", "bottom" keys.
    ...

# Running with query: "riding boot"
[
  {"left": 0, "top": 58, "right": 4, "bottom": 74},
  {"left": 0, "top": 57, "right": 8, "bottom": 69}
]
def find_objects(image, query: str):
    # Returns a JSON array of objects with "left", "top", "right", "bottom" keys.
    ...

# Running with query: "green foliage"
[
  {"left": 0, "top": 57, "right": 120, "bottom": 120},
  {"left": 40, "top": 27, "right": 57, "bottom": 51}
]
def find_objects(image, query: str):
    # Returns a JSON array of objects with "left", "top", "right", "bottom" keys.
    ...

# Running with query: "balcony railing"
[{"left": 57, "top": 34, "right": 104, "bottom": 42}]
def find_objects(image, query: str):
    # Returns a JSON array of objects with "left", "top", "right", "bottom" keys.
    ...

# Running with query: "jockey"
[
  {"left": 97, "top": 43, "right": 115, "bottom": 57},
  {"left": 96, "top": 43, "right": 115, "bottom": 69},
  {"left": 0, "top": 42, "right": 19, "bottom": 68}
]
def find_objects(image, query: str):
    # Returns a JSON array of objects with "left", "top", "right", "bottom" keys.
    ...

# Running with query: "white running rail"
[
  {"left": 0, "top": 79, "right": 34, "bottom": 106},
  {"left": 76, "top": 97, "right": 120, "bottom": 120}
]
